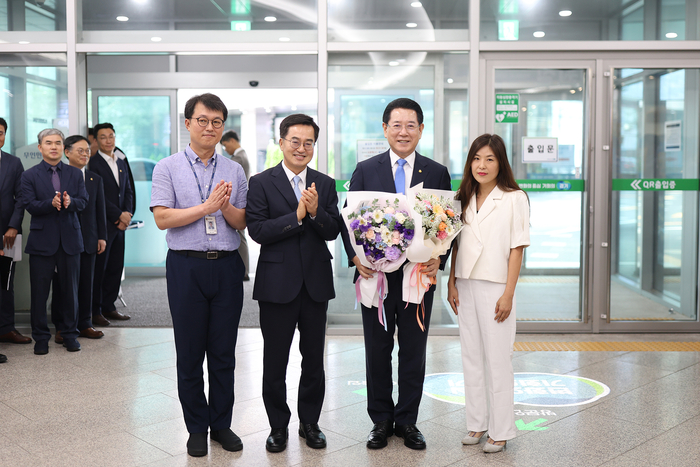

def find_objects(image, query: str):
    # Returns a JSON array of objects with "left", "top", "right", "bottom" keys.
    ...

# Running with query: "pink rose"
[
  {"left": 437, "top": 230, "right": 448, "bottom": 240},
  {"left": 391, "top": 231, "right": 401, "bottom": 244},
  {"left": 365, "top": 230, "right": 375, "bottom": 240}
]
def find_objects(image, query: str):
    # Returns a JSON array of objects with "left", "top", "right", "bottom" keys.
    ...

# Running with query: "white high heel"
[
  {"left": 483, "top": 438, "right": 506, "bottom": 453},
  {"left": 461, "top": 431, "right": 486, "bottom": 445}
]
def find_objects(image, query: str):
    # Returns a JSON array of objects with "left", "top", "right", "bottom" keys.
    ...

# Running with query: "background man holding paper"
[
  {"left": 340, "top": 98, "right": 451, "bottom": 450},
  {"left": 0, "top": 117, "right": 31, "bottom": 345}
]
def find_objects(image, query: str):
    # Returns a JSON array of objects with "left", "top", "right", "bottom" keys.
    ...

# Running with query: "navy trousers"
[
  {"left": 52, "top": 251, "right": 96, "bottom": 331},
  {"left": 0, "top": 261, "right": 16, "bottom": 335},
  {"left": 166, "top": 250, "right": 244, "bottom": 434},
  {"left": 361, "top": 269, "right": 434, "bottom": 426},
  {"left": 93, "top": 228, "right": 124, "bottom": 316}
]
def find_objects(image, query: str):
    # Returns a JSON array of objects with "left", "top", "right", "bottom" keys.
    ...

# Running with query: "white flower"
[
  {"left": 372, "top": 210, "right": 383, "bottom": 223},
  {"left": 395, "top": 213, "right": 406, "bottom": 223}
]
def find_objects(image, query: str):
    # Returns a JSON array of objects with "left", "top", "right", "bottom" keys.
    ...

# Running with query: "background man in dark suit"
[
  {"left": 20, "top": 129, "right": 88, "bottom": 355},
  {"left": 340, "top": 98, "right": 452, "bottom": 451},
  {"left": 0, "top": 117, "right": 31, "bottom": 345},
  {"left": 52, "top": 135, "right": 107, "bottom": 343},
  {"left": 247, "top": 114, "right": 342, "bottom": 453},
  {"left": 221, "top": 130, "right": 250, "bottom": 281},
  {"left": 89, "top": 123, "right": 134, "bottom": 326}
]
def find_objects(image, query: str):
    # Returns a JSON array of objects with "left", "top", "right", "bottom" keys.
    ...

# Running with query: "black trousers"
[
  {"left": 166, "top": 250, "right": 244, "bottom": 434},
  {"left": 29, "top": 249, "right": 80, "bottom": 343},
  {"left": 361, "top": 269, "right": 433, "bottom": 426},
  {"left": 259, "top": 284, "right": 328, "bottom": 429},
  {"left": 93, "top": 228, "right": 124, "bottom": 316},
  {"left": 0, "top": 260, "right": 15, "bottom": 335},
  {"left": 52, "top": 251, "right": 96, "bottom": 331}
]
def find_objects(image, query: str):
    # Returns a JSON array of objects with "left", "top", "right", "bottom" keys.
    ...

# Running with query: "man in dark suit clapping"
[
  {"left": 20, "top": 129, "right": 88, "bottom": 355},
  {"left": 52, "top": 135, "right": 107, "bottom": 343},
  {"left": 246, "top": 114, "right": 342, "bottom": 453},
  {"left": 88, "top": 123, "right": 133, "bottom": 325}
]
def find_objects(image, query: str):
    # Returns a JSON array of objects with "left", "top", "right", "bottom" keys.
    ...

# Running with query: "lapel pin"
[{"left": 419, "top": 169, "right": 422, "bottom": 173}]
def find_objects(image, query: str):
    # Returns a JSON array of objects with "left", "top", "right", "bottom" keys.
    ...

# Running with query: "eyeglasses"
[
  {"left": 388, "top": 123, "right": 420, "bottom": 132},
  {"left": 282, "top": 138, "right": 315, "bottom": 151},
  {"left": 70, "top": 148, "right": 89, "bottom": 155},
  {"left": 190, "top": 117, "right": 224, "bottom": 129}
]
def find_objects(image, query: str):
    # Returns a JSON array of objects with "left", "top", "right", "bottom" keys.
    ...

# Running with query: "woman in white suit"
[{"left": 447, "top": 134, "right": 530, "bottom": 453}]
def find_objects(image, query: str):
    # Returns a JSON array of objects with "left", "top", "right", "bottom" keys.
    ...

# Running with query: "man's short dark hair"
[
  {"left": 93, "top": 122, "right": 115, "bottom": 138},
  {"left": 279, "top": 114, "right": 319, "bottom": 142},
  {"left": 64, "top": 135, "right": 89, "bottom": 152},
  {"left": 88, "top": 127, "right": 95, "bottom": 137},
  {"left": 0, "top": 117, "right": 7, "bottom": 132},
  {"left": 382, "top": 98, "right": 424, "bottom": 125},
  {"left": 221, "top": 130, "right": 239, "bottom": 143},
  {"left": 184, "top": 93, "right": 228, "bottom": 121}
]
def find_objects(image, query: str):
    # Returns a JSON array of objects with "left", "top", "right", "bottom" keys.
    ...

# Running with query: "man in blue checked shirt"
[{"left": 150, "top": 93, "right": 247, "bottom": 458}]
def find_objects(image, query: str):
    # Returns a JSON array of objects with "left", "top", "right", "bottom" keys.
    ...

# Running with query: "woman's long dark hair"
[{"left": 456, "top": 133, "right": 521, "bottom": 217}]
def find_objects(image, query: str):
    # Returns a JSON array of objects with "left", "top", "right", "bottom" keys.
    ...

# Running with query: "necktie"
[
  {"left": 50, "top": 166, "right": 61, "bottom": 193},
  {"left": 395, "top": 159, "right": 407, "bottom": 195},
  {"left": 292, "top": 175, "right": 302, "bottom": 201}
]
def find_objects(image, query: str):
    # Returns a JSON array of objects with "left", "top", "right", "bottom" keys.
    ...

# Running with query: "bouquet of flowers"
[
  {"left": 403, "top": 184, "right": 463, "bottom": 329},
  {"left": 343, "top": 192, "right": 416, "bottom": 331}
]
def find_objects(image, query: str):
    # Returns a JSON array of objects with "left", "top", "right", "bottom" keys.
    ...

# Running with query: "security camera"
[{"left": 249, "top": 80, "right": 259, "bottom": 87}]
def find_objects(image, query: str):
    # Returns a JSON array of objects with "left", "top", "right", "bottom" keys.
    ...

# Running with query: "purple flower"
[
  {"left": 404, "top": 229, "right": 414, "bottom": 241},
  {"left": 385, "top": 246, "right": 401, "bottom": 261},
  {"left": 350, "top": 219, "right": 360, "bottom": 230},
  {"left": 360, "top": 223, "right": 370, "bottom": 233}
]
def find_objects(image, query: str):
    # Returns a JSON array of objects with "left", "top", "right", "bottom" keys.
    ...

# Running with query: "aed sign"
[{"left": 495, "top": 93, "right": 519, "bottom": 123}]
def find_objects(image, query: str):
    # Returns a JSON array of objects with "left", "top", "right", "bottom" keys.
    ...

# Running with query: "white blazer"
[{"left": 454, "top": 186, "right": 530, "bottom": 284}]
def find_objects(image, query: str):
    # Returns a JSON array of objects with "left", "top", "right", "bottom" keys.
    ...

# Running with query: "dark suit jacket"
[
  {"left": 88, "top": 153, "right": 133, "bottom": 234},
  {"left": 246, "top": 163, "right": 342, "bottom": 304},
  {"left": 20, "top": 161, "right": 88, "bottom": 256},
  {"left": 340, "top": 150, "right": 452, "bottom": 278},
  {"left": 0, "top": 151, "right": 25, "bottom": 234},
  {"left": 80, "top": 170, "right": 107, "bottom": 255}
]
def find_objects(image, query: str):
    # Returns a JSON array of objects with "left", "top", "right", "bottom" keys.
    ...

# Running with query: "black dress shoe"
[
  {"left": 367, "top": 420, "right": 393, "bottom": 449},
  {"left": 92, "top": 314, "right": 111, "bottom": 327},
  {"left": 211, "top": 428, "right": 243, "bottom": 452},
  {"left": 63, "top": 338, "right": 81, "bottom": 352},
  {"left": 103, "top": 310, "right": 131, "bottom": 320},
  {"left": 34, "top": 340, "right": 49, "bottom": 355},
  {"left": 395, "top": 423, "right": 426, "bottom": 450},
  {"left": 187, "top": 432, "right": 208, "bottom": 457},
  {"left": 299, "top": 423, "right": 327, "bottom": 449},
  {"left": 266, "top": 428, "right": 288, "bottom": 453},
  {"left": 0, "top": 353, "right": 6, "bottom": 363}
]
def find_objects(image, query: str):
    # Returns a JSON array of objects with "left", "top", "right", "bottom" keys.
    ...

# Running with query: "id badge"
[{"left": 205, "top": 216, "right": 218, "bottom": 235}]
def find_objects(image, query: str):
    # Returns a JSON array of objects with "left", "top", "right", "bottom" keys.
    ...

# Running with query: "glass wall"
[
  {"left": 480, "top": 0, "right": 698, "bottom": 41},
  {"left": 328, "top": 0, "right": 468, "bottom": 42},
  {"left": 327, "top": 51, "right": 468, "bottom": 326}
]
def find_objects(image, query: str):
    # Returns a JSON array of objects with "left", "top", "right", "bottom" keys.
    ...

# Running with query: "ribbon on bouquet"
[
  {"left": 355, "top": 272, "right": 389, "bottom": 332},
  {"left": 404, "top": 263, "right": 436, "bottom": 332}
]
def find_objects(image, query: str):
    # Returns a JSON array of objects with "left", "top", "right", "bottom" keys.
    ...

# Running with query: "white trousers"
[{"left": 456, "top": 278, "right": 517, "bottom": 441}]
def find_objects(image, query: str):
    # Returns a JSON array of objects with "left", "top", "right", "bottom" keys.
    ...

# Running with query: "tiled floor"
[{"left": 1, "top": 328, "right": 699, "bottom": 466}]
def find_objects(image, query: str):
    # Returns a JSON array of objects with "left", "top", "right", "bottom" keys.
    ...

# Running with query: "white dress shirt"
[{"left": 98, "top": 150, "right": 120, "bottom": 186}]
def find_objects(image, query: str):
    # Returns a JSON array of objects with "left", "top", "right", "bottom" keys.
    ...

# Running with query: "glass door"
[
  {"left": 600, "top": 62, "right": 700, "bottom": 331},
  {"left": 484, "top": 59, "right": 595, "bottom": 331}
]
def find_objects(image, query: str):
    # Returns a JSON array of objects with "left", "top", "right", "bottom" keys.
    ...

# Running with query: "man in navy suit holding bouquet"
[{"left": 340, "top": 98, "right": 451, "bottom": 450}]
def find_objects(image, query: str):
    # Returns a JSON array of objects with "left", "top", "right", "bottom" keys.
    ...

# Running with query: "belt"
[{"left": 170, "top": 249, "right": 235, "bottom": 260}]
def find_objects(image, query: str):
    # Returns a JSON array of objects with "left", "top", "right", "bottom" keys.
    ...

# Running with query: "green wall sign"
[
  {"left": 612, "top": 178, "right": 699, "bottom": 191},
  {"left": 495, "top": 93, "right": 519, "bottom": 123}
]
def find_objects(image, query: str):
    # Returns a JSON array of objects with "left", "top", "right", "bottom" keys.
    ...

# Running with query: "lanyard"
[{"left": 184, "top": 150, "right": 217, "bottom": 203}]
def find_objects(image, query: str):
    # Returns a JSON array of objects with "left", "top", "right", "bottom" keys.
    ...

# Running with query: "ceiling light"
[
  {"left": 578, "top": 87, "right": 582, "bottom": 91},
  {"left": 570, "top": 89, "right": 576, "bottom": 94},
  {"left": 411, "top": 2, "right": 423, "bottom": 7},
  {"left": 559, "top": 10, "right": 572, "bottom": 17},
  {"left": 18, "top": 40, "right": 30, "bottom": 44},
  {"left": 389, "top": 61, "right": 400, "bottom": 66},
  {"left": 666, "top": 32, "right": 678, "bottom": 38},
  {"left": 521, "top": 107, "right": 527, "bottom": 112},
  {"left": 406, "top": 22, "right": 418, "bottom": 28},
  {"left": 151, "top": 37, "right": 162, "bottom": 42},
  {"left": 279, "top": 37, "right": 290, "bottom": 41},
  {"left": 116, "top": 16, "right": 129, "bottom": 22},
  {"left": 533, "top": 31, "right": 545, "bottom": 38},
  {"left": 264, "top": 16, "right": 277, "bottom": 22},
  {"left": 291, "top": 105, "right": 297, "bottom": 111},
  {"left": 531, "top": 104, "right": 537, "bottom": 109},
  {"left": 447, "top": 78, "right": 454, "bottom": 84}
]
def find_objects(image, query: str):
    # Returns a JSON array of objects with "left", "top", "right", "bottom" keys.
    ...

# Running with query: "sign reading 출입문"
[
  {"left": 495, "top": 93, "right": 519, "bottom": 123},
  {"left": 522, "top": 137, "right": 558, "bottom": 163}
]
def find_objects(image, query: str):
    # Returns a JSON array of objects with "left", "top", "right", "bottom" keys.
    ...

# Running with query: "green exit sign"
[
  {"left": 231, "top": 21, "right": 251, "bottom": 31},
  {"left": 230, "top": 0, "right": 250, "bottom": 14},
  {"left": 498, "top": 20, "right": 519, "bottom": 41}
]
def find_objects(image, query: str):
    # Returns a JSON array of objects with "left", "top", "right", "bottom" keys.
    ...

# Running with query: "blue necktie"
[
  {"left": 395, "top": 159, "right": 407, "bottom": 195},
  {"left": 293, "top": 175, "right": 302, "bottom": 201}
]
